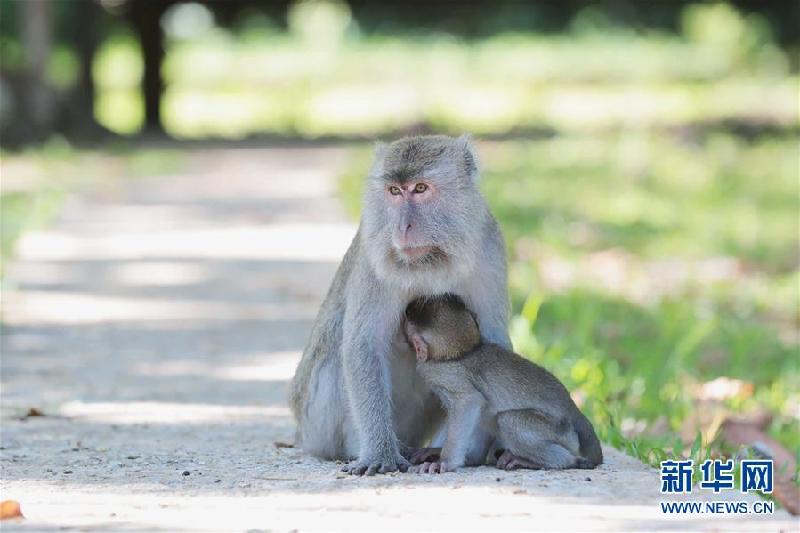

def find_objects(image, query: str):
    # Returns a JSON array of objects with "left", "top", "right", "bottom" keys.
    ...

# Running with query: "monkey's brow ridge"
[
  {"left": 380, "top": 158, "right": 442, "bottom": 183},
  {"left": 381, "top": 167, "right": 417, "bottom": 183}
]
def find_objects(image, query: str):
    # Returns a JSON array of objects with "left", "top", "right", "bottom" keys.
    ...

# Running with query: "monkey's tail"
[{"left": 574, "top": 411, "right": 603, "bottom": 467}]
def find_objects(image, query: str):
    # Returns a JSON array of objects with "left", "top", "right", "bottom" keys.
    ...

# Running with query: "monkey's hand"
[
  {"left": 404, "top": 446, "right": 442, "bottom": 465},
  {"left": 412, "top": 461, "right": 457, "bottom": 474},
  {"left": 342, "top": 451, "right": 410, "bottom": 476}
]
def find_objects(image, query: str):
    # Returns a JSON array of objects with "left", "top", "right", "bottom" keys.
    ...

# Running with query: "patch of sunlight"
[
  {"left": 59, "top": 400, "right": 291, "bottom": 425},
  {"left": 4, "top": 260, "right": 73, "bottom": 285},
  {"left": 93, "top": 32, "right": 144, "bottom": 133},
  {"left": 430, "top": 85, "right": 532, "bottom": 133},
  {"left": 93, "top": 34, "right": 143, "bottom": 89},
  {"left": 288, "top": 0, "right": 352, "bottom": 49},
  {"left": 15, "top": 223, "right": 356, "bottom": 262},
  {"left": 3, "top": 291, "right": 321, "bottom": 325},
  {"left": 162, "top": 89, "right": 290, "bottom": 139},
  {"left": 0, "top": 481, "right": 749, "bottom": 532},
  {"left": 162, "top": 2, "right": 215, "bottom": 41},
  {"left": 113, "top": 261, "right": 210, "bottom": 286},
  {"left": 133, "top": 350, "right": 301, "bottom": 382},
  {"left": 299, "top": 84, "right": 419, "bottom": 136},
  {"left": 544, "top": 86, "right": 695, "bottom": 128},
  {"left": 95, "top": 89, "right": 144, "bottom": 135}
]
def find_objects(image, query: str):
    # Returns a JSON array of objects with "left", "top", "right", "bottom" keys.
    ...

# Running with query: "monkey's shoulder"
[
  {"left": 459, "top": 343, "right": 529, "bottom": 368},
  {"left": 461, "top": 344, "right": 574, "bottom": 401},
  {"left": 416, "top": 357, "right": 474, "bottom": 391}
]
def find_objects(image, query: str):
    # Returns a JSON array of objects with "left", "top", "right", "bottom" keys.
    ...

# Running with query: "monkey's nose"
[{"left": 397, "top": 224, "right": 412, "bottom": 245}]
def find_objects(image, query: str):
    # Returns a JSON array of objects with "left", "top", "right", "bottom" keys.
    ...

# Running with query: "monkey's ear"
[
  {"left": 369, "top": 141, "right": 388, "bottom": 177},
  {"left": 374, "top": 141, "right": 388, "bottom": 158},
  {"left": 409, "top": 331, "right": 429, "bottom": 362},
  {"left": 456, "top": 133, "right": 480, "bottom": 183}
]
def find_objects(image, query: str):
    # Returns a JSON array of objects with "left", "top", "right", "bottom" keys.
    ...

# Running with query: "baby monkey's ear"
[
  {"left": 407, "top": 328, "right": 429, "bottom": 362},
  {"left": 403, "top": 319, "right": 429, "bottom": 361}
]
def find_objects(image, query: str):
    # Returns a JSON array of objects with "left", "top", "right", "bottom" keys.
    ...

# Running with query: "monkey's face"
[{"left": 362, "top": 135, "right": 488, "bottom": 282}]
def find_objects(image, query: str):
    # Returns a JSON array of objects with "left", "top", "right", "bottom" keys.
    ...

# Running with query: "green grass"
[
  {"left": 0, "top": 189, "right": 64, "bottom": 273},
  {"left": 89, "top": 3, "right": 797, "bottom": 138},
  {"left": 338, "top": 131, "right": 799, "bottom": 478}
]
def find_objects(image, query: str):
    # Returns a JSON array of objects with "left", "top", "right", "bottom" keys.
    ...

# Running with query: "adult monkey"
[{"left": 289, "top": 134, "right": 511, "bottom": 475}]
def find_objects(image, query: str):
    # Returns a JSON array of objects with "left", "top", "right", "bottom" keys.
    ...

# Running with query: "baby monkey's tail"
[{"left": 573, "top": 411, "right": 603, "bottom": 468}]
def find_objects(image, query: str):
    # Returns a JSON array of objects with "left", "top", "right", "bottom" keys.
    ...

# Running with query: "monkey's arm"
[
  {"left": 341, "top": 277, "right": 409, "bottom": 476},
  {"left": 418, "top": 390, "right": 485, "bottom": 473},
  {"left": 464, "top": 219, "right": 512, "bottom": 350}
]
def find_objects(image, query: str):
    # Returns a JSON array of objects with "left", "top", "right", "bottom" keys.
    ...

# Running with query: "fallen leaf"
[
  {"left": 721, "top": 418, "right": 799, "bottom": 515},
  {"left": 724, "top": 410, "right": 773, "bottom": 430},
  {"left": 0, "top": 500, "right": 23, "bottom": 520},
  {"left": 19, "top": 407, "right": 45, "bottom": 420},
  {"left": 722, "top": 420, "right": 795, "bottom": 473}
]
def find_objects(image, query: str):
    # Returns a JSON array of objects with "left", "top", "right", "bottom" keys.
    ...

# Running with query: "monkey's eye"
[
  {"left": 413, "top": 183, "right": 428, "bottom": 193},
  {"left": 388, "top": 185, "right": 402, "bottom": 196}
]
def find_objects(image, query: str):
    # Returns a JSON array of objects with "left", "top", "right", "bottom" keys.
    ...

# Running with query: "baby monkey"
[{"left": 404, "top": 294, "right": 603, "bottom": 473}]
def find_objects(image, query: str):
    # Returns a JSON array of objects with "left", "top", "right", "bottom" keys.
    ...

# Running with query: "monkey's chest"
[{"left": 389, "top": 331, "right": 441, "bottom": 444}]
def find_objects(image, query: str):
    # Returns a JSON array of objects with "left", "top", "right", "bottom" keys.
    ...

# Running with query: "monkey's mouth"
[
  {"left": 392, "top": 246, "right": 447, "bottom": 266},
  {"left": 399, "top": 246, "right": 436, "bottom": 260}
]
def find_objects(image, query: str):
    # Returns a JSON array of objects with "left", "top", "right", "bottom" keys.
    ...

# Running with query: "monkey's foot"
[
  {"left": 405, "top": 446, "right": 442, "bottom": 465},
  {"left": 412, "top": 461, "right": 456, "bottom": 474},
  {"left": 495, "top": 450, "right": 542, "bottom": 471},
  {"left": 342, "top": 454, "right": 410, "bottom": 476}
]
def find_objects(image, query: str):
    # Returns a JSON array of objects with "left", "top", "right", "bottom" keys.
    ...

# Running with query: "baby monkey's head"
[{"left": 404, "top": 294, "right": 481, "bottom": 362}]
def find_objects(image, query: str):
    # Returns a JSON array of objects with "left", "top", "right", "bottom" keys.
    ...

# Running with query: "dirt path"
[{"left": 1, "top": 147, "right": 793, "bottom": 531}]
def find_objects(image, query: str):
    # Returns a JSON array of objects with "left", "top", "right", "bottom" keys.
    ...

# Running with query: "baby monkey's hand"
[
  {"left": 404, "top": 446, "right": 441, "bottom": 465},
  {"left": 412, "top": 461, "right": 457, "bottom": 474}
]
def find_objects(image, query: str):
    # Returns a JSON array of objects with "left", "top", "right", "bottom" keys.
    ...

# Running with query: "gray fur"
[
  {"left": 289, "top": 135, "right": 511, "bottom": 475},
  {"left": 404, "top": 295, "right": 603, "bottom": 472}
]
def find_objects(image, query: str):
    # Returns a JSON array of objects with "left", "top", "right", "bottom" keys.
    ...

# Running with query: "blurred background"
[{"left": 1, "top": 0, "right": 798, "bottom": 485}]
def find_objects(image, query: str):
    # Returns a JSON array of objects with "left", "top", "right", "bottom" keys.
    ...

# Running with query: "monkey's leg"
[
  {"left": 414, "top": 392, "right": 485, "bottom": 474},
  {"left": 341, "top": 291, "right": 410, "bottom": 476},
  {"left": 495, "top": 409, "right": 581, "bottom": 470},
  {"left": 496, "top": 449, "right": 545, "bottom": 470},
  {"left": 300, "top": 355, "right": 356, "bottom": 460},
  {"left": 462, "top": 426, "right": 494, "bottom": 466},
  {"left": 290, "top": 253, "right": 353, "bottom": 460}
]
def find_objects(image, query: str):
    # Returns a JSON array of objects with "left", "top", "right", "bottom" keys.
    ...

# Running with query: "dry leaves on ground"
[{"left": 0, "top": 500, "right": 24, "bottom": 521}]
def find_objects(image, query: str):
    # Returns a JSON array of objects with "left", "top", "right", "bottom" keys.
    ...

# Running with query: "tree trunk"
[
  {"left": 21, "top": 0, "right": 55, "bottom": 140},
  {"left": 69, "top": 0, "right": 108, "bottom": 138},
  {"left": 130, "top": 0, "right": 168, "bottom": 134}
]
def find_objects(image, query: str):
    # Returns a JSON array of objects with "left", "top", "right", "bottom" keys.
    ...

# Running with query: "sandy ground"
[{"left": 1, "top": 147, "right": 795, "bottom": 532}]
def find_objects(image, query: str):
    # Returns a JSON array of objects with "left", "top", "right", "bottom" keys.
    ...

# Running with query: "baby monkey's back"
[{"left": 404, "top": 294, "right": 603, "bottom": 471}]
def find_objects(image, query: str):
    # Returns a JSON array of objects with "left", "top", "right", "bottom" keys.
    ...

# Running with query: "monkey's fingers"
[
  {"left": 344, "top": 456, "right": 410, "bottom": 476},
  {"left": 342, "top": 462, "right": 370, "bottom": 476},
  {"left": 495, "top": 450, "right": 513, "bottom": 470},
  {"left": 416, "top": 461, "right": 445, "bottom": 474},
  {"left": 495, "top": 451, "right": 539, "bottom": 471},
  {"left": 408, "top": 446, "right": 442, "bottom": 465}
]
